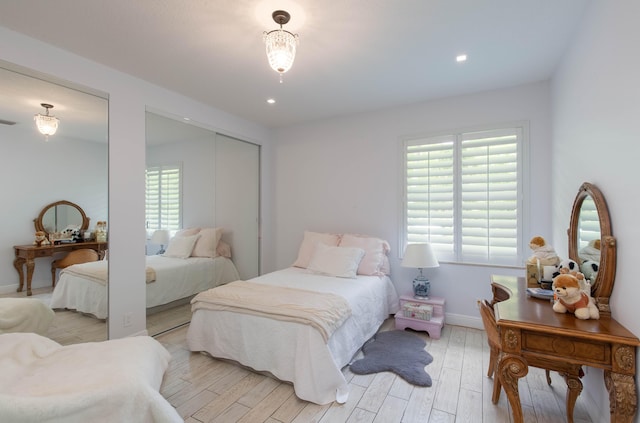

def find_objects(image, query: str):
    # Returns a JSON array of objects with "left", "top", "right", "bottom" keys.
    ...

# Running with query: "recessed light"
[
  {"left": 183, "top": 117, "right": 191, "bottom": 121},
  {"left": 267, "top": 98, "right": 276, "bottom": 104},
  {"left": 456, "top": 54, "right": 467, "bottom": 62}
]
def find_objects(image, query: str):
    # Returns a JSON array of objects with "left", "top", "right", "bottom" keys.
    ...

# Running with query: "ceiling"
[{"left": 0, "top": 0, "right": 591, "bottom": 130}]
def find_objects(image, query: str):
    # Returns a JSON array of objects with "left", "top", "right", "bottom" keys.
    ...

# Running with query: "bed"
[
  {"left": 0, "top": 332, "right": 181, "bottom": 423},
  {"left": 50, "top": 255, "right": 239, "bottom": 319},
  {"left": 186, "top": 231, "right": 400, "bottom": 405}
]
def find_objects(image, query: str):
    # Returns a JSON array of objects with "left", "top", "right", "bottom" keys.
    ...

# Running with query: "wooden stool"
[{"left": 51, "top": 248, "right": 99, "bottom": 287}]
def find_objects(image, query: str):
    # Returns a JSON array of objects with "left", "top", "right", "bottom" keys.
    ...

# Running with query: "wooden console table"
[
  {"left": 13, "top": 241, "right": 108, "bottom": 296},
  {"left": 491, "top": 275, "right": 639, "bottom": 423}
]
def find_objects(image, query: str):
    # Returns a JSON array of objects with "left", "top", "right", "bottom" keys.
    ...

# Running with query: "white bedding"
[
  {"left": 50, "top": 255, "right": 240, "bottom": 319},
  {"left": 187, "top": 267, "right": 399, "bottom": 405},
  {"left": 0, "top": 332, "right": 181, "bottom": 423}
]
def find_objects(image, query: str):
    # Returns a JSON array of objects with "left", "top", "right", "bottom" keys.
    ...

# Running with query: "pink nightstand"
[{"left": 395, "top": 295, "right": 445, "bottom": 339}]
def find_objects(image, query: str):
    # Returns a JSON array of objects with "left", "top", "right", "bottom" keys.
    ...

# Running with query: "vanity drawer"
[{"left": 522, "top": 331, "right": 610, "bottom": 365}]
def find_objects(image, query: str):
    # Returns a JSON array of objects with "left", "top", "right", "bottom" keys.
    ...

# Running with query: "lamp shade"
[
  {"left": 151, "top": 229, "right": 170, "bottom": 246},
  {"left": 401, "top": 243, "right": 439, "bottom": 269}
]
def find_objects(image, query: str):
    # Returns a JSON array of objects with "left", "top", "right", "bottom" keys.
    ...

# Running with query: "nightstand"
[{"left": 395, "top": 295, "right": 445, "bottom": 339}]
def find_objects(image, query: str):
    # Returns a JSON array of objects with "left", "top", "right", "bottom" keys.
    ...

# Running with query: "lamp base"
[
  {"left": 412, "top": 275, "right": 431, "bottom": 299},
  {"left": 157, "top": 247, "right": 165, "bottom": 255}
]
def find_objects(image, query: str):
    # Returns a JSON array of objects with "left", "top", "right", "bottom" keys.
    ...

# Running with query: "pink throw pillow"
[
  {"left": 339, "top": 234, "right": 390, "bottom": 276},
  {"left": 292, "top": 231, "right": 341, "bottom": 268}
]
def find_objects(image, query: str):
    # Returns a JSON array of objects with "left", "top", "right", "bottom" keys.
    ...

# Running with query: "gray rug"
[{"left": 349, "top": 330, "right": 433, "bottom": 386}]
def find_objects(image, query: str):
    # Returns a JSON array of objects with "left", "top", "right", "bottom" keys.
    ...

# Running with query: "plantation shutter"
[
  {"left": 404, "top": 126, "right": 523, "bottom": 266},
  {"left": 145, "top": 164, "right": 182, "bottom": 232},
  {"left": 459, "top": 128, "right": 520, "bottom": 265},
  {"left": 405, "top": 135, "right": 456, "bottom": 261},
  {"left": 577, "top": 196, "right": 600, "bottom": 250}
]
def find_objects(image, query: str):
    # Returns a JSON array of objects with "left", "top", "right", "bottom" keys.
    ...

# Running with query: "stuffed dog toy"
[{"left": 552, "top": 273, "right": 600, "bottom": 320}]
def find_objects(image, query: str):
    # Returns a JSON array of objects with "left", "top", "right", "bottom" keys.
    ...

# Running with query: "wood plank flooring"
[{"left": 155, "top": 320, "right": 595, "bottom": 423}]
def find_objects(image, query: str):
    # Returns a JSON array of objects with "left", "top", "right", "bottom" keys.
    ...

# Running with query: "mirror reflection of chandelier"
[
  {"left": 263, "top": 10, "right": 299, "bottom": 83},
  {"left": 34, "top": 103, "right": 60, "bottom": 141}
]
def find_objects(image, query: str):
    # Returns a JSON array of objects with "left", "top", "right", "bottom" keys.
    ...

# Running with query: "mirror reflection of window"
[
  {"left": 145, "top": 163, "right": 182, "bottom": 236},
  {"left": 577, "top": 196, "right": 600, "bottom": 254}
]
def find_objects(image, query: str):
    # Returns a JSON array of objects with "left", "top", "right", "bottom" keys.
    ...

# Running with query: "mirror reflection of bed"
[{"left": 144, "top": 110, "right": 260, "bottom": 336}]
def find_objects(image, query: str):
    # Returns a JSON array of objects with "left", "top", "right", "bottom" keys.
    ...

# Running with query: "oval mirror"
[
  {"left": 568, "top": 182, "right": 616, "bottom": 315},
  {"left": 34, "top": 200, "right": 90, "bottom": 237}
]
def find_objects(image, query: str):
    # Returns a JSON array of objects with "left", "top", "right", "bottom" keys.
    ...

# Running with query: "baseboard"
[
  {"left": 445, "top": 312, "right": 483, "bottom": 330},
  {"left": 0, "top": 284, "right": 19, "bottom": 295}
]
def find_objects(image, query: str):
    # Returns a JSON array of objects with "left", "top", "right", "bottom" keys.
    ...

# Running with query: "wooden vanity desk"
[
  {"left": 491, "top": 274, "right": 639, "bottom": 423},
  {"left": 13, "top": 241, "right": 108, "bottom": 296}
]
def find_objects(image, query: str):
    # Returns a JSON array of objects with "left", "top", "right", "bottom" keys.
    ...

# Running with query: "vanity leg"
[
  {"left": 562, "top": 372, "right": 583, "bottom": 423},
  {"left": 497, "top": 353, "right": 528, "bottom": 423},
  {"left": 25, "top": 258, "right": 35, "bottom": 296},
  {"left": 13, "top": 257, "right": 25, "bottom": 293},
  {"left": 605, "top": 371, "right": 637, "bottom": 423}
]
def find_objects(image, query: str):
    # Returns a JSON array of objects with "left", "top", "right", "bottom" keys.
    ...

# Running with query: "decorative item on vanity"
[
  {"left": 401, "top": 243, "right": 439, "bottom": 299},
  {"left": 95, "top": 221, "right": 107, "bottom": 243},
  {"left": 33, "top": 231, "right": 49, "bottom": 247},
  {"left": 552, "top": 272, "right": 600, "bottom": 320},
  {"left": 33, "top": 103, "right": 59, "bottom": 141},
  {"left": 150, "top": 229, "right": 170, "bottom": 254},
  {"left": 263, "top": 10, "right": 299, "bottom": 83},
  {"left": 526, "top": 236, "right": 560, "bottom": 289}
]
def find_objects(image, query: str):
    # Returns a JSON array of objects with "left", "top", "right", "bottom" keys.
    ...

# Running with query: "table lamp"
[
  {"left": 150, "top": 229, "right": 170, "bottom": 254},
  {"left": 401, "top": 243, "right": 440, "bottom": 299}
]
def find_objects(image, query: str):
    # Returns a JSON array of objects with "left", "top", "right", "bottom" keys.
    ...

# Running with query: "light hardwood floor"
[{"left": 155, "top": 320, "right": 595, "bottom": 423}]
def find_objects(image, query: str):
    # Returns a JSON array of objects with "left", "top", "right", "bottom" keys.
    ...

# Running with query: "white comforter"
[
  {"left": 187, "top": 267, "right": 399, "bottom": 405},
  {"left": 0, "top": 333, "right": 181, "bottom": 423},
  {"left": 51, "top": 255, "right": 240, "bottom": 319}
]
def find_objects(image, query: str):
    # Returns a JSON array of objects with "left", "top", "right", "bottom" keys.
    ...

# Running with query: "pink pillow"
[
  {"left": 216, "top": 240, "right": 232, "bottom": 258},
  {"left": 175, "top": 227, "right": 200, "bottom": 237},
  {"left": 339, "top": 234, "right": 390, "bottom": 276},
  {"left": 191, "top": 227, "right": 223, "bottom": 258},
  {"left": 292, "top": 231, "right": 341, "bottom": 268}
]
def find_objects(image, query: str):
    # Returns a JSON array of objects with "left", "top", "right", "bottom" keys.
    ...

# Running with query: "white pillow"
[
  {"left": 163, "top": 234, "right": 200, "bottom": 259},
  {"left": 307, "top": 243, "right": 365, "bottom": 278},
  {"left": 191, "top": 227, "right": 223, "bottom": 258},
  {"left": 293, "top": 231, "right": 341, "bottom": 268}
]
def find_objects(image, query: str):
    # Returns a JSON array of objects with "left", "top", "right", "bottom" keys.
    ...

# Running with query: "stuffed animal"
[
  {"left": 580, "top": 259, "right": 599, "bottom": 283},
  {"left": 552, "top": 273, "right": 599, "bottom": 319},
  {"left": 552, "top": 258, "right": 580, "bottom": 280},
  {"left": 33, "top": 231, "right": 48, "bottom": 247},
  {"left": 579, "top": 239, "right": 601, "bottom": 262},
  {"left": 527, "top": 236, "right": 561, "bottom": 266}
]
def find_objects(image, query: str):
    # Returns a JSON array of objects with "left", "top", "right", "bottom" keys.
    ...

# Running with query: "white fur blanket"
[
  {"left": 0, "top": 298, "right": 54, "bottom": 335},
  {"left": 0, "top": 333, "right": 182, "bottom": 423}
]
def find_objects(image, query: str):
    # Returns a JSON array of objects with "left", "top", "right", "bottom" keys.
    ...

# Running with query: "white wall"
[
  {"left": 551, "top": 1, "right": 640, "bottom": 421},
  {"left": 273, "top": 81, "right": 553, "bottom": 326},
  {"left": 0, "top": 26, "right": 273, "bottom": 340}
]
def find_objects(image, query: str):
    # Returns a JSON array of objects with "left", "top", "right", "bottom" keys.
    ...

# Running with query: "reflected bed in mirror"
[{"left": 568, "top": 182, "right": 616, "bottom": 316}]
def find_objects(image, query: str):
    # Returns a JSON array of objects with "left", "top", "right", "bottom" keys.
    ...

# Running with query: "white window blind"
[
  {"left": 404, "top": 126, "right": 524, "bottom": 266},
  {"left": 145, "top": 164, "right": 182, "bottom": 233},
  {"left": 577, "top": 196, "right": 600, "bottom": 250}
]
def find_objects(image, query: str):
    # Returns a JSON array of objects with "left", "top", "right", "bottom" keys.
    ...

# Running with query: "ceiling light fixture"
[
  {"left": 34, "top": 103, "right": 59, "bottom": 141},
  {"left": 263, "top": 10, "right": 299, "bottom": 83},
  {"left": 456, "top": 54, "right": 468, "bottom": 62}
]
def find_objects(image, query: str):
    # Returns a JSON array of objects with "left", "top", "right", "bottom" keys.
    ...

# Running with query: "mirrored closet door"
[
  {"left": 0, "top": 61, "right": 109, "bottom": 345},
  {"left": 144, "top": 111, "right": 260, "bottom": 336}
]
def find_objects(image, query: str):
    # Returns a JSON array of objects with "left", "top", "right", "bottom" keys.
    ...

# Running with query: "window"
[
  {"left": 402, "top": 124, "right": 527, "bottom": 266},
  {"left": 145, "top": 164, "right": 182, "bottom": 233}
]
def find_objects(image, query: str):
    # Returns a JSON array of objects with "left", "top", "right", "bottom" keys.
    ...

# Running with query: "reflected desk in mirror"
[
  {"left": 491, "top": 275, "right": 639, "bottom": 423},
  {"left": 13, "top": 242, "right": 108, "bottom": 296}
]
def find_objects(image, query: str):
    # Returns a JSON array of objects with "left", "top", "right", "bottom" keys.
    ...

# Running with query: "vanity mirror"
[
  {"left": 34, "top": 200, "right": 90, "bottom": 238},
  {"left": 568, "top": 182, "right": 616, "bottom": 315}
]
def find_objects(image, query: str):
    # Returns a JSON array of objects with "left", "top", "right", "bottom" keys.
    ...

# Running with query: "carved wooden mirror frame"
[
  {"left": 568, "top": 182, "right": 616, "bottom": 316},
  {"left": 34, "top": 200, "right": 90, "bottom": 236}
]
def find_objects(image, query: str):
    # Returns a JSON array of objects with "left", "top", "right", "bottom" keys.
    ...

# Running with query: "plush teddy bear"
[
  {"left": 579, "top": 239, "right": 601, "bottom": 262},
  {"left": 552, "top": 273, "right": 599, "bottom": 320},
  {"left": 527, "top": 236, "right": 561, "bottom": 266}
]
